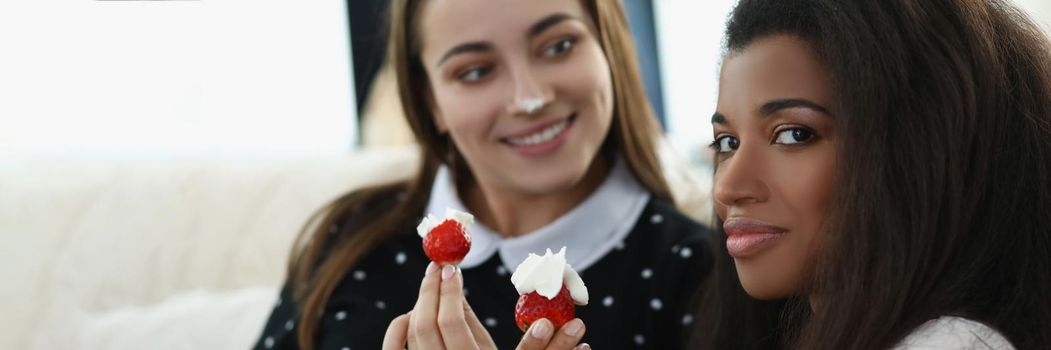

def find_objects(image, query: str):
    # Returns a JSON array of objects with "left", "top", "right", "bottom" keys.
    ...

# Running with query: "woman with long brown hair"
[
  {"left": 253, "top": 0, "right": 713, "bottom": 349},
  {"left": 696, "top": 0, "right": 1051, "bottom": 348}
]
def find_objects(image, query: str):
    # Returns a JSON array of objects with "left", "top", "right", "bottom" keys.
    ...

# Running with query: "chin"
[{"left": 736, "top": 263, "right": 796, "bottom": 300}]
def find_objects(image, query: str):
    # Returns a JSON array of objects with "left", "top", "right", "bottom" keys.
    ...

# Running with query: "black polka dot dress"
[{"left": 253, "top": 161, "right": 714, "bottom": 349}]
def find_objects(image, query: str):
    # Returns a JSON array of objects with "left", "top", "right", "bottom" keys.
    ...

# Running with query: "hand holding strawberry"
[{"left": 382, "top": 260, "right": 591, "bottom": 350}]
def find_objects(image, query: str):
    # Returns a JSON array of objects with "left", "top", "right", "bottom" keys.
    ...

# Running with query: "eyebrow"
[
  {"left": 436, "top": 13, "right": 579, "bottom": 67},
  {"left": 759, "top": 98, "right": 831, "bottom": 117},
  {"left": 529, "top": 13, "right": 576, "bottom": 37},
  {"left": 711, "top": 98, "right": 832, "bottom": 125},
  {"left": 439, "top": 42, "right": 496, "bottom": 66}
]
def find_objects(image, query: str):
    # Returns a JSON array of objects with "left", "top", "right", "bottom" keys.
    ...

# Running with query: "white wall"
[
  {"left": 0, "top": 0, "right": 356, "bottom": 159},
  {"left": 653, "top": 1, "right": 735, "bottom": 166},
  {"left": 1014, "top": 0, "right": 1051, "bottom": 33}
]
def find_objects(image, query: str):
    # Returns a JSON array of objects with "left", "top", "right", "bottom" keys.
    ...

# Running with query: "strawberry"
[
  {"left": 509, "top": 247, "right": 589, "bottom": 333},
  {"left": 417, "top": 208, "right": 474, "bottom": 265},
  {"left": 422, "top": 219, "right": 471, "bottom": 265},
  {"left": 515, "top": 285, "right": 575, "bottom": 331}
]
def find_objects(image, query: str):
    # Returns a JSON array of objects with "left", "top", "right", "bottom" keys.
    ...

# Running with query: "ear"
[{"left": 425, "top": 88, "right": 449, "bottom": 133}]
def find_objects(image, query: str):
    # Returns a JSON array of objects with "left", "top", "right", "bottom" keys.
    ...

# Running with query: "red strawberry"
[
  {"left": 514, "top": 285, "right": 575, "bottom": 332},
  {"left": 422, "top": 219, "right": 471, "bottom": 265}
]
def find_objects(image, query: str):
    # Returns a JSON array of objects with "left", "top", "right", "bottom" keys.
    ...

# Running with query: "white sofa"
[{"left": 0, "top": 145, "right": 709, "bottom": 350}]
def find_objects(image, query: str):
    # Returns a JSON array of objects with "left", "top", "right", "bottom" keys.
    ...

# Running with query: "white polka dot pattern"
[
  {"left": 650, "top": 298, "right": 663, "bottom": 311},
  {"left": 650, "top": 214, "right": 663, "bottom": 224},
  {"left": 251, "top": 201, "right": 711, "bottom": 350}
]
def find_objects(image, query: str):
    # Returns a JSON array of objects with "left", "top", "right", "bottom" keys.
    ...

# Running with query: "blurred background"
[{"left": 1, "top": 1, "right": 1048, "bottom": 349}]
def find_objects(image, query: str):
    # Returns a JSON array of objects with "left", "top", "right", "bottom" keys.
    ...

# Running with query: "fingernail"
[
  {"left": 578, "top": 343, "right": 592, "bottom": 350},
  {"left": 529, "top": 320, "right": 551, "bottom": 339},
  {"left": 441, "top": 265, "right": 456, "bottom": 280},
  {"left": 563, "top": 320, "right": 583, "bottom": 336},
  {"left": 426, "top": 262, "right": 437, "bottom": 275}
]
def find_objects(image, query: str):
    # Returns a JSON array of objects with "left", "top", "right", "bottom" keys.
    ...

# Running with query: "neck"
[{"left": 463, "top": 157, "right": 612, "bottom": 237}]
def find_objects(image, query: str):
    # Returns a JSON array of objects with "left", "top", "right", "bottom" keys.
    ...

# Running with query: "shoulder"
[
  {"left": 335, "top": 183, "right": 412, "bottom": 234},
  {"left": 310, "top": 183, "right": 416, "bottom": 263},
  {"left": 618, "top": 197, "right": 715, "bottom": 282},
  {"left": 895, "top": 316, "right": 1014, "bottom": 350},
  {"left": 636, "top": 197, "right": 714, "bottom": 254}
]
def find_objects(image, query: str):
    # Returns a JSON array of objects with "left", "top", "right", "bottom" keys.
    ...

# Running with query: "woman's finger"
[
  {"left": 462, "top": 295, "right": 497, "bottom": 349},
  {"left": 436, "top": 265, "right": 480, "bottom": 350},
  {"left": 382, "top": 313, "right": 411, "bottom": 350},
  {"left": 407, "top": 311, "right": 418, "bottom": 350},
  {"left": 542, "top": 319, "right": 586, "bottom": 350},
  {"left": 572, "top": 343, "right": 592, "bottom": 350},
  {"left": 514, "top": 318, "right": 555, "bottom": 350},
  {"left": 410, "top": 262, "right": 444, "bottom": 349}
]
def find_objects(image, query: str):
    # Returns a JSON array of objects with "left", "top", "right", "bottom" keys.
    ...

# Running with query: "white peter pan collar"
[{"left": 423, "top": 157, "right": 651, "bottom": 272}]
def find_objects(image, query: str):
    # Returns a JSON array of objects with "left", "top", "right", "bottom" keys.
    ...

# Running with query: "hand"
[
  {"left": 515, "top": 318, "right": 592, "bottom": 350},
  {"left": 382, "top": 262, "right": 591, "bottom": 350}
]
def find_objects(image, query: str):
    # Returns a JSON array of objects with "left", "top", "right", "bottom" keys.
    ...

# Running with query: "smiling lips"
[
  {"left": 500, "top": 114, "right": 576, "bottom": 156},
  {"left": 723, "top": 218, "right": 788, "bottom": 258},
  {"left": 505, "top": 118, "right": 570, "bottom": 146}
]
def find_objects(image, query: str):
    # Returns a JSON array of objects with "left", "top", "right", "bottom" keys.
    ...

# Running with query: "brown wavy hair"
[
  {"left": 695, "top": 0, "right": 1051, "bottom": 349},
  {"left": 287, "top": 1, "right": 671, "bottom": 349}
]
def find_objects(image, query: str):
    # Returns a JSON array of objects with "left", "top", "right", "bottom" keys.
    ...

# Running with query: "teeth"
[{"left": 507, "top": 120, "right": 568, "bottom": 146}]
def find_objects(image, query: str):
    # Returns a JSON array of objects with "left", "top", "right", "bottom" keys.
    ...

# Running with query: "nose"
[
  {"left": 504, "top": 59, "right": 552, "bottom": 116},
  {"left": 713, "top": 142, "right": 770, "bottom": 209}
]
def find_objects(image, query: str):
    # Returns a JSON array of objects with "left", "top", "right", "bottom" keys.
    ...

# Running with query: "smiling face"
[
  {"left": 417, "top": 0, "right": 614, "bottom": 197},
  {"left": 712, "top": 35, "right": 837, "bottom": 300}
]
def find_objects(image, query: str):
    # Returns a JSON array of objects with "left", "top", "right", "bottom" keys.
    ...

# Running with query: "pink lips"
[
  {"left": 503, "top": 114, "right": 575, "bottom": 157},
  {"left": 723, "top": 218, "right": 788, "bottom": 258}
]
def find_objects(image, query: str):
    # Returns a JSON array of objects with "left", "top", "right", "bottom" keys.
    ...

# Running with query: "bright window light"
[{"left": 0, "top": 0, "right": 356, "bottom": 159}]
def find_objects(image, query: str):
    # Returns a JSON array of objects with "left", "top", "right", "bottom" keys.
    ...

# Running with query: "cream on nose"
[
  {"left": 505, "top": 64, "right": 550, "bottom": 115},
  {"left": 516, "top": 98, "right": 546, "bottom": 114}
]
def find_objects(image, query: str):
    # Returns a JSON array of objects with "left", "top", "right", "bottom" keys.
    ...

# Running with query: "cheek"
[
  {"left": 557, "top": 46, "right": 614, "bottom": 116},
  {"left": 779, "top": 147, "right": 836, "bottom": 232},
  {"left": 712, "top": 171, "right": 730, "bottom": 219},
  {"left": 775, "top": 146, "right": 836, "bottom": 270},
  {"left": 752, "top": 145, "right": 836, "bottom": 297},
  {"left": 432, "top": 87, "right": 503, "bottom": 139}
]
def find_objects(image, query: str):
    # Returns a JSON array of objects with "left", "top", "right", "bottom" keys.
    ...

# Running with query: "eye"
[
  {"left": 543, "top": 37, "right": 576, "bottom": 57},
  {"left": 774, "top": 127, "right": 814, "bottom": 145},
  {"left": 709, "top": 135, "right": 740, "bottom": 153},
  {"left": 458, "top": 65, "right": 492, "bottom": 83}
]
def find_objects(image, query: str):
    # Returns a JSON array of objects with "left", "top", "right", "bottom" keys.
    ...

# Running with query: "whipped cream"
[
  {"left": 416, "top": 208, "right": 475, "bottom": 238},
  {"left": 510, "top": 247, "right": 588, "bottom": 305}
]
